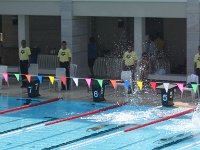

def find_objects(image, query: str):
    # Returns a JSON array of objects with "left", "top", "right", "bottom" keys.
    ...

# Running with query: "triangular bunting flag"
[
  {"left": 38, "top": 75, "right": 43, "bottom": 84},
  {"left": 49, "top": 76, "right": 55, "bottom": 85},
  {"left": 137, "top": 81, "right": 143, "bottom": 90},
  {"left": 124, "top": 80, "right": 130, "bottom": 90},
  {"left": 150, "top": 82, "right": 156, "bottom": 91},
  {"left": 14, "top": 74, "right": 20, "bottom": 81},
  {"left": 97, "top": 79, "right": 103, "bottom": 88},
  {"left": 85, "top": 78, "right": 91, "bottom": 88},
  {"left": 163, "top": 83, "right": 169, "bottom": 93},
  {"left": 176, "top": 83, "right": 184, "bottom": 93},
  {"left": 192, "top": 84, "right": 198, "bottom": 93},
  {"left": 3, "top": 72, "right": 8, "bottom": 82},
  {"left": 72, "top": 78, "right": 78, "bottom": 87},
  {"left": 25, "top": 74, "right": 31, "bottom": 83},
  {"left": 110, "top": 80, "right": 116, "bottom": 89},
  {"left": 61, "top": 76, "right": 66, "bottom": 85}
]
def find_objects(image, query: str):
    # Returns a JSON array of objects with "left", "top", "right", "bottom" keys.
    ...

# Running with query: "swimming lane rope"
[{"left": 0, "top": 97, "right": 62, "bottom": 115}]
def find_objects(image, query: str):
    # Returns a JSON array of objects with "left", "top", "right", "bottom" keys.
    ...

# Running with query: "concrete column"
[
  {"left": 18, "top": 15, "right": 29, "bottom": 47},
  {"left": 61, "top": 0, "right": 72, "bottom": 50},
  {"left": 186, "top": 0, "right": 200, "bottom": 74},
  {"left": 134, "top": 17, "right": 145, "bottom": 58}
]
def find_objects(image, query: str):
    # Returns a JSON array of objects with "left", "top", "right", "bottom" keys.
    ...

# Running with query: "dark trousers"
[
  {"left": 20, "top": 60, "right": 29, "bottom": 86},
  {"left": 60, "top": 61, "right": 70, "bottom": 90}
]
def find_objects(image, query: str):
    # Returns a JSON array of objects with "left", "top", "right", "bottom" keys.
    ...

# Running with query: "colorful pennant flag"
[
  {"left": 3, "top": 72, "right": 8, "bottom": 82},
  {"left": 61, "top": 76, "right": 66, "bottom": 85},
  {"left": 72, "top": 78, "right": 78, "bottom": 87},
  {"left": 85, "top": 78, "right": 91, "bottom": 88},
  {"left": 38, "top": 75, "right": 43, "bottom": 84},
  {"left": 97, "top": 79, "right": 103, "bottom": 88},
  {"left": 25, "top": 74, "right": 31, "bottom": 83},
  {"left": 110, "top": 80, "right": 116, "bottom": 89},
  {"left": 163, "top": 83, "right": 169, "bottom": 93},
  {"left": 49, "top": 76, "right": 55, "bottom": 85},
  {"left": 176, "top": 83, "right": 184, "bottom": 93},
  {"left": 124, "top": 80, "right": 130, "bottom": 90},
  {"left": 137, "top": 81, "right": 143, "bottom": 90},
  {"left": 150, "top": 82, "right": 156, "bottom": 91},
  {"left": 192, "top": 84, "right": 198, "bottom": 93},
  {"left": 14, "top": 74, "right": 20, "bottom": 81}
]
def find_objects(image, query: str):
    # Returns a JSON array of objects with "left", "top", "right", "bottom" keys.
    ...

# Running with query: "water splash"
[{"left": 192, "top": 104, "right": 200, "bottom": 131}]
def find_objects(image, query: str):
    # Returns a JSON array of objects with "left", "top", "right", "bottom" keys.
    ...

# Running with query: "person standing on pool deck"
[
  {"left": 19, "top": 40, "right": 31, "bottom": 88},
  {"left": 194, "top": 45, "right": 200, "bottom": 84},
  {"left": 57, "top": 41, "right": 72, "bottom": 91}
]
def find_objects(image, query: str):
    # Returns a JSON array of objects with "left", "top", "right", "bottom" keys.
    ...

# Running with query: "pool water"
[{"left": 0, "top": 96, "right": 199, "bottom": 150}]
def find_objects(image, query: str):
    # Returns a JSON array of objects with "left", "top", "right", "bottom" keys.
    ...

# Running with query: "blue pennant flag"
[
  {"left": 38, "top": 75, "right": 43, "bottom": 84},
  {"left": 124, "top": 80, "right": 130, "bottom": 90}
]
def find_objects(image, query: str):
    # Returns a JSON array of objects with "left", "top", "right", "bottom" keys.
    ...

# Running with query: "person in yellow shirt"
[
  {"left": 194, "top": 45, "right": 200, "bottom": 82},
  {"left": 122, "top": 45, "right": 138, "bottom": 79},
  {"left": 57, "top": 41, "right": 72, "bottom": 90},
  {"left": 19, "top": 40, "right": 31, "bottom": 88}
]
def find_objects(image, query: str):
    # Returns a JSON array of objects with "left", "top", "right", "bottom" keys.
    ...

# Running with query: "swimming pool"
[{"left": 0, "top": 96, "right": 199, "bottom": 150}]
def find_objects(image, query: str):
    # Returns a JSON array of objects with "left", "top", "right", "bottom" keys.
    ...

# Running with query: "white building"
[{"left": 0, "top": 0, "right": 199, "bottom": 81}]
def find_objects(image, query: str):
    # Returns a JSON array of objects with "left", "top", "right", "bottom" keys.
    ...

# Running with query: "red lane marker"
[
  {"left": 124, "top": 107, "right": 196, "bottom": 132},
  {"left": 0, "top": 97, "right": 62, "bottom": 115},
  {"left": 45, "top": 102, "right": 128, "bottom": 126}
]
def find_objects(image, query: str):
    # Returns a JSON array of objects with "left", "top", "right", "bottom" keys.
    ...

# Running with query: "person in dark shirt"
[
  {"left": 88, "top": 37, "right": 97, "bottom": 77},
  {"left": 30, "top": 46, "right": 40, "bottom": 64}
]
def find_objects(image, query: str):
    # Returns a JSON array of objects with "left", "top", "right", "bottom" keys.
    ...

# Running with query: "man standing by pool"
[
  {"left": 57, "top": 41, "right": 72, "bottom": 91},
  {"left": 194, "top": 45, "right": 200, "bottom": 84},
  {"left": 19, "top": 40, "right": 31, "bottom": 88},
  {"left": 122, "top": 44, "right": 138, "bottom": 79}
]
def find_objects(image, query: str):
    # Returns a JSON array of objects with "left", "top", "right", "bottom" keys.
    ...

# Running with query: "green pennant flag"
[
  {"left": 97, "top": 79, "right": 103, "bottom": 88},
  {"left": 192, "top": 84, "right": 198, "bottom": 93},
  {"left": 14, "top": 74, "right": 20, "bottom": 81}
]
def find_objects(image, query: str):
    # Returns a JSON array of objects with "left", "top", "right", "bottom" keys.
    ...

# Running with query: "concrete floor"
[{"left": 0, "top": 78, "right": 198, "bottom": 108}]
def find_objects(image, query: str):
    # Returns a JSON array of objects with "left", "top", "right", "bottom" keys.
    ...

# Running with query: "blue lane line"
[
  {"left": 152, "top": 132, "right": 200, "bottom": 150},
  {"left": 0, "top": 118, "right": 23, "bottom": 126}
]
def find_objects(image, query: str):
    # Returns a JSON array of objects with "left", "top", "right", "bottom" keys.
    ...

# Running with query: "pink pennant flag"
[
  {"left": 25, "top": 74, "right": 31, "bottom": 83},
  {"left": 176, "top": 83, "right": 184, "bottom": 93},
  {"left": 61, "top": 76, "right": 66, "bottom": 85},
  {"left": 110, "top": 80, "right": 116, "bottom": 89},
  {"left": 150, "top": 82, "right": 156, "bottom": 91},
  {"left": 3, "top": 72, "right": 8, "bottom": 82},
  {"left": 85, "top": 78, "right": 91, "bottom": 88}
]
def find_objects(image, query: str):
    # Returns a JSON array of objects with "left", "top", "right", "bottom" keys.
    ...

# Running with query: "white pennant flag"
[
  {"left": 163, "top": 83, "right": 169, "bottom": 93},
  {"left": 73, "top": 78, "right": 78, "bottom": 87}
]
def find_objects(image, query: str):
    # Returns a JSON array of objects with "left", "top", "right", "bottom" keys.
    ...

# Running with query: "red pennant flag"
[
  {"left": 61, "top": 76, "right": 66, "bottom": 85},
  {"left": 150, "top": 82, "right": 156, "bottom": 91},
  {"left": 25, "top": 74, "right": 31, "bottom": 83}
]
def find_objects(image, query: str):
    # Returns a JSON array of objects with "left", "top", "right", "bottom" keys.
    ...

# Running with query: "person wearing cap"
[
  {"left": 19, "top": 40, "right": 31, "bottom": 88},
  {"left": 57, "top": 41, "right": 72, "bottom": 90}
]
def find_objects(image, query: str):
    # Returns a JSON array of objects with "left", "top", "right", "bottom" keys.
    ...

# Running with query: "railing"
[
  {"left": 37, "top": 54, "right": 59, "bottom": 69},
  {"left": 93, "top": 57, "right": 123, "bottom": 79}
]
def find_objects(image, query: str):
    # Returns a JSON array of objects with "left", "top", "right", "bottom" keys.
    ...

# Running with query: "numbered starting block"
[
  {"left": 92, "top": 80, "right": 105, "bottom": 102},
  {"left": 27, "top": 78, "right": 40, "bottom": 98},
  {"left": 157, "top": 84, "right": 177, "bottom": 107}
]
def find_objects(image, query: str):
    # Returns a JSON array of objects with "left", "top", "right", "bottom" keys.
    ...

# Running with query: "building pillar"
[
  {"left": 61, "top": 0, "right": 72, "bottom": 50},
  {"left": 18, "top": 15, "right": 29, "bottom": 47},
  {"left": 134, "top": 17, "right": 145, "bottom": 58},
  {"left": 186, "top": 0, "right": 200, "bottom": 74}
]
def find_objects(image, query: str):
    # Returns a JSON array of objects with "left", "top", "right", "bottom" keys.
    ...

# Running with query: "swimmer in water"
[{"left": 86, "top": 124, "right": 109, "bottom": 132}]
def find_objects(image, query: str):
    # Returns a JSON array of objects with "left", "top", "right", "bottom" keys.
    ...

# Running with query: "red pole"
[
  {"left": 45, "top": 102, "right": 128, "bottom": 126},
  {"left": 0, "top": 97, "right": 62, "bottom": 115},
  {"left": 124, "top": 107, "right": 196, "bottom": 132}
]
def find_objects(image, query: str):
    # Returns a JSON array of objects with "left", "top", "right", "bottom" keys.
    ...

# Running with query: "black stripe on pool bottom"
[
  {"left": 152, "top": 132, "right": 200, "bottom": 150},
  {"left": 42, "top": 124, "right": 128, "bottom": 150},
  {"left": 0, "top": 118, "right": 57, "bottom": 135}
]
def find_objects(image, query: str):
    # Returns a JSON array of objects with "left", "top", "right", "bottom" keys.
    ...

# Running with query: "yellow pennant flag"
[
  {"left": 137, "top": 81, "right": 143, "bottom": 90},
  {"left": 49, "top": 76, "right": 55, "bottom": 85}
]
